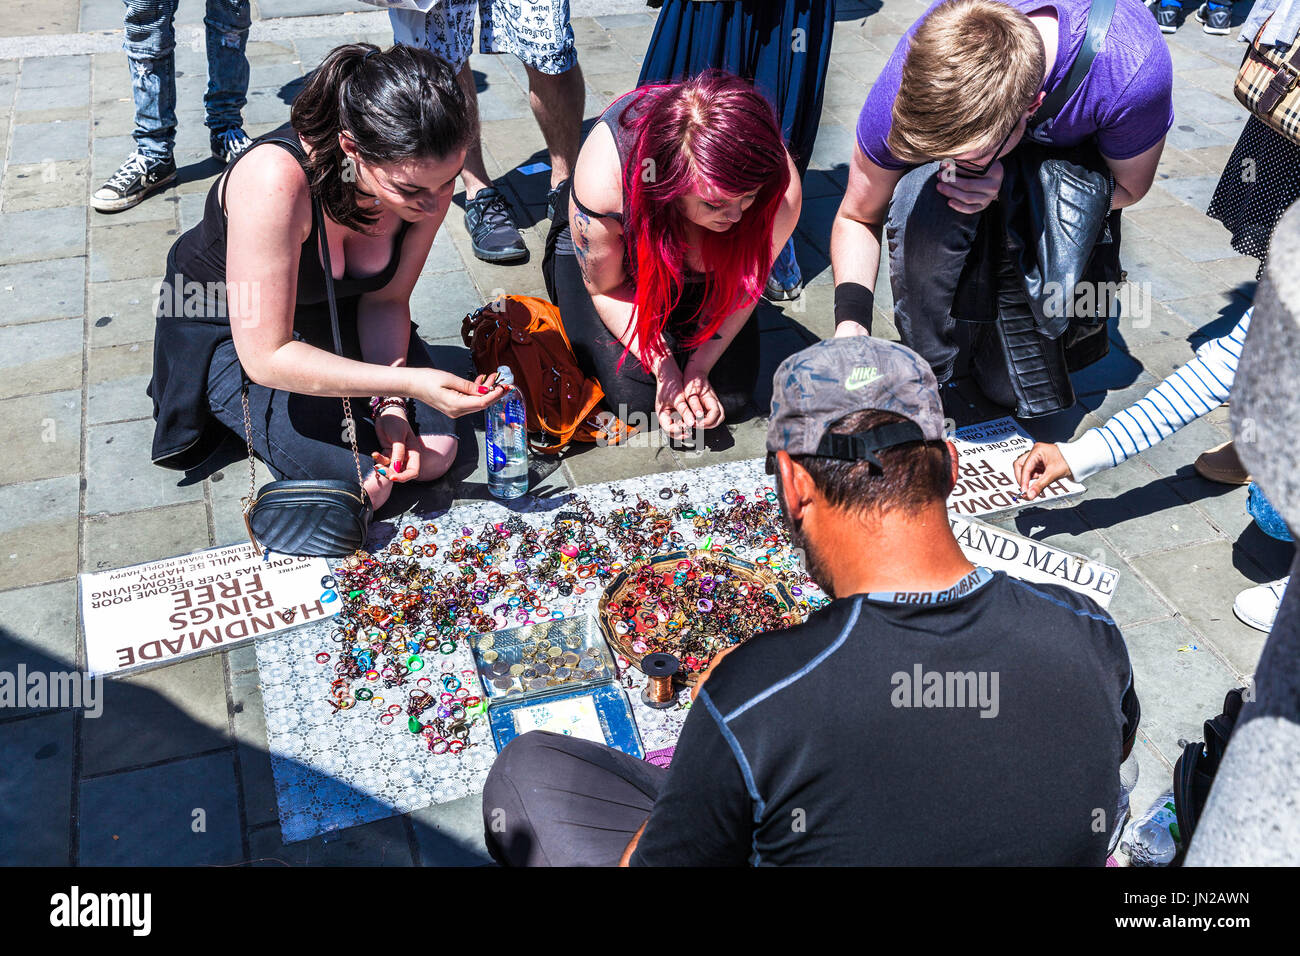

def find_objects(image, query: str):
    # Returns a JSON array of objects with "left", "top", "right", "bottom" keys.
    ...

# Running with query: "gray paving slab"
[
  {"left": 82, "top": 654, "right": 230, "bottom": 775},
  {"left": 410, "top": 267, "right": 483, "bottom": 341},
  {"left": 82, "top": 501, "right": 209, "bottom": 572},
  {"left": 9, "top": 118, "right": 89, "bottom": 165},
  {"left": 1126, "top": 202, "right": 1238, "bottom": 264},
  {"left": 3, "top": 159, "right": 90, "bottom": 212},
  {"left": 1121, "top": 616, "right": 1242, "bottom": 766},
  {"left": 247, "top": 814, "right": 413, "bottom": 865},
  {"left": 0, "top": 315, "right": 83, "bottom": 400},
  {"left": 79, "top": 751, "right": 243, "bottom": 865},
  {"left": 409, "top": 792, "right": 493, "bottom": 866},
  {"left": 89, "top": 275, "right": 161, "bottom": 346},
  {"left": 0, "top": 711, "right": 75, "bottom": 865},
  {"left": 0, "top": 389, "right": 81, "bottom": 486},
  {"left": 257, "top": 0, "right": 373, "bottom": 16},
  {"left": 18, "top": 56, "right": 90, "bottom": 90},
  {"left": 1077, "top": 463, "right": 1221, "bottom": 559},
  {"left": 85, "top": 417, "right": 206, "bottom": 514},
  {"left": 0, "top": 257, "right": 85, "bottom": 326},
  {"left": 88, "top": 218, "right": 180, "bottom": 283},
  {"left": 14, "top": 80, "right": 89, "bottom": 113},
  {"left": 1130, "top": 540, "right": 1273, "bottom": 679},
  {"left": 87, "top": 372, "right": 152, "bottom": 425},
  {"left": 1119, "top": 231, "right": 1227, "bottom": 302},
  {"left": 0, "top": 206, "right": 87, "bottom": 266},
  {"left": 0, "top": 580, "right": 79, "bottom": 676}
]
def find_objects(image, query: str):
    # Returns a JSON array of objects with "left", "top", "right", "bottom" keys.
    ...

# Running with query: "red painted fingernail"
[
  {"left": 394, "top": 460, "right": 403, "bottom": 472},
  {"left": 478, "top": 385, "right": 489, "bottom": 394}
]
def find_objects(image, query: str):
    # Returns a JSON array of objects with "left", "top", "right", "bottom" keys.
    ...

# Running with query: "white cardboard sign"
[
  {"left": 947, "top": 417, "right": 1085, "bottom": 518},
  {"left": 79, "top": 543, "right": 337, "bottom": 677},
  {"left": 951, "top": 514, "right": 1119, "bottom": 609}
]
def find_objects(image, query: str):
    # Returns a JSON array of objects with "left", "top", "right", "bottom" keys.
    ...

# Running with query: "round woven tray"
[{"left": 597, "top": 549, "right": 805, "bottom": 685}]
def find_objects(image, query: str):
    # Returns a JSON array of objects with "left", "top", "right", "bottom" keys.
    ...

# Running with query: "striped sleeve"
[{"left": 1059, "top": 309, "right": 1251, "bottom": 481}]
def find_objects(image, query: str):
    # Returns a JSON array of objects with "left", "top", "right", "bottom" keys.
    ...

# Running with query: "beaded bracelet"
[{"left": 369, "top": 396, "right": 411, "bottom": 417}]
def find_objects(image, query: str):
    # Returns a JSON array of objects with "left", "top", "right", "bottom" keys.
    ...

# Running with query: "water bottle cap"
[{"left": 495, "top": 365, "right": 514, "bottom": 387}]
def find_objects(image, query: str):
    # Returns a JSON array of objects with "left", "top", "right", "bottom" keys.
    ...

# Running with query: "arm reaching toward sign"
[{"left": 1015, "top": 309, "right": 1250, "bottom": 499}]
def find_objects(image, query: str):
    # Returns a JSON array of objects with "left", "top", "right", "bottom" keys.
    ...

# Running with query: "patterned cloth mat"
[{"left": 257, "top": 457, "right": 811, "bottom": 844}]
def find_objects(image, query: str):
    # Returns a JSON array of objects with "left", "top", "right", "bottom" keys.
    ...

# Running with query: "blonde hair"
[{"left": 888, "top": 0, "right": 1046, "bottom": 164}]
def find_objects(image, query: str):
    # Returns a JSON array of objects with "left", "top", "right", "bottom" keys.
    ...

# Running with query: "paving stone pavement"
[{"left": 0, "top": 0, "right": 1285, "bottom": 866}]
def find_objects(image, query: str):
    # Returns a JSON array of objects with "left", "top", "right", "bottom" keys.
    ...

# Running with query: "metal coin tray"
[{"left": 470, "top": 613, "right": 618, "bottom": 701}]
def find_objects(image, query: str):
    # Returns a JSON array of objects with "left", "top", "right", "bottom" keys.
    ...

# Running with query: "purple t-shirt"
[{"left": 856, "top": 0, "right": 1174, "bottom": 169}]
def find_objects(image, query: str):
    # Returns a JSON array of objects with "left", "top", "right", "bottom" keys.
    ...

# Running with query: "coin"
[
  {"left": 509, "top": 664, "right": 525, "bottom": 677},
  {"left": 547, "top": 646, "right": 562, "bottom": 659},
  {"left": 492, "top": 677, "right": 511, "bottom": 691},
  {"left": 478, "top": 635, "right": 495, "bottom": 651},
  {"left": 483, "top": 650, "right": 499, "bottom": 664},
  {"left": 562, "top": 652, "right": 580, "bottom": 666}
]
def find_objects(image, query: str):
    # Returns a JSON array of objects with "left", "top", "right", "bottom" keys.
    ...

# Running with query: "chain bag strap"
[{"left": 239, "top": 135, "right": 372, "bottom": 556}]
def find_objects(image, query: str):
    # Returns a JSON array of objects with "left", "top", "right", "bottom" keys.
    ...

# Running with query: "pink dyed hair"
[{"left": 620, "top": 71, "right": 790, "bottom": 369}]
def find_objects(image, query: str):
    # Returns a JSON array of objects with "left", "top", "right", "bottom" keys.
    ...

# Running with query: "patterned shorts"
[{"left": 389, "top": 0, "right": 577, "bottom": 75}]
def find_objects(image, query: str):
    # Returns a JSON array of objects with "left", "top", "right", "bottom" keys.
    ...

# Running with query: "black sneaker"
[
  {"left": 1195, "top": 2, "right": 1232, "bottom": 34},
  {"left": 211, "top": 126, "right": 253, "bottom": 165},
  {"left": 546, "top": 179, "right": 568, "bottom": 222},
  {"left": 464, "top": 186, "right": 528, "bottom": 263},
  {"left": 1155, "top": 1, "right": 1183, "bottom": 33},
  {"left": 91, "top": 152, "right": 177, "bottom": 213}
]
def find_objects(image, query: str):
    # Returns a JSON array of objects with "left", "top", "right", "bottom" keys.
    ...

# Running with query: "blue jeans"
[
  {"left": 1249, "top": 482, "right": 1293, "bottom": 543},
  {"left": 124, "top": 0, "right": 251, "bottom": 161}
]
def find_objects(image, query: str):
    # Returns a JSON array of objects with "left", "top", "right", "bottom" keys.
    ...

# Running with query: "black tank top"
[
  {"left": 150, "top": 122, "right": 412, "bottom": 470},
  {"left": 168, "top": 120, "right": 412, "bottom": 308}
]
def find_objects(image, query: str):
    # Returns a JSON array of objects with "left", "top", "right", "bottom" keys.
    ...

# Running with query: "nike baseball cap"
[{"left": 765, "top": 337, "right": 945, "bottom": 472}]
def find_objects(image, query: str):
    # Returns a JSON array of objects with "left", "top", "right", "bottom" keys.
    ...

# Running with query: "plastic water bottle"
[
  {"left": 485, "top": 365, "right": 529, "bottom": 499},
  {"left": 1109, "top": 752, "right": 1139, "bottom": 856},
  {"left": 1121, "top": 788, "right": 1180, "bottom": 866}
]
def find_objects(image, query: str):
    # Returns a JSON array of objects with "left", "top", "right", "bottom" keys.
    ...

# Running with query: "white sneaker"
[{"left": 1233, "top": 576, "right": 1290, "bottom": 632}]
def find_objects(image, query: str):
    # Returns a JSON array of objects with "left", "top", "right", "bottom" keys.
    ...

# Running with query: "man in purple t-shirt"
[{"left": 829, "top": 0, "right": 1173, "bottom": 386}]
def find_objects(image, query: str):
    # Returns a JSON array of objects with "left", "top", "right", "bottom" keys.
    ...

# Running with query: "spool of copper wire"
[{"left": 641, "top": 653, "right": 680, "bottom": 709}]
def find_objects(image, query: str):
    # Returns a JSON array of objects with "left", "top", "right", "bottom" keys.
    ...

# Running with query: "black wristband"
[{"left": 833, "top": 282, "right": 874, "bottom": 332}]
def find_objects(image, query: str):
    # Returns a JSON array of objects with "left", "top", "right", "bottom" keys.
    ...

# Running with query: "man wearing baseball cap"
[{"left": 483, "top": 337, "right": 1140, "bottom": 866}]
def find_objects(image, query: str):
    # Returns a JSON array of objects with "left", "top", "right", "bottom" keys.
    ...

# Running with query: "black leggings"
[{"left": 548, "top": 250, "right": 760, "bottom": 422}]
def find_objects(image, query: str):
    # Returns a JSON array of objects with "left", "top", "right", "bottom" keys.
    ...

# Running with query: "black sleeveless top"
[
  {"left": 559, "top": 92, "right": 702, "bottom": 285},
  {"left": 148, "top": 121, "right": 412, "bottom": 469}
]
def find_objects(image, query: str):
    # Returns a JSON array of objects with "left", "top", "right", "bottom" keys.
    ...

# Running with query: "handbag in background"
[
  {"left": 1235, "top": 16, "right": 1300, "bottom": 146},
  {"left": 461, "top": 295, "right": 635, "bottom": 453}
]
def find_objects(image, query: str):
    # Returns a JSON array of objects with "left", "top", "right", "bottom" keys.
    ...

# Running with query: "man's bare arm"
[
  {"left": 1105, "top": 137, "right": 1165, "bottom": 210},
  {"left": 618, "top": 820, "right": 648, "bottom": 867}
]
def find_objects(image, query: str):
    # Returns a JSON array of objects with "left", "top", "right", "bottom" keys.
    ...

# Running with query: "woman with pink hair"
[{"left": 542, "top": 72, "right": 802, "bottom": 441}]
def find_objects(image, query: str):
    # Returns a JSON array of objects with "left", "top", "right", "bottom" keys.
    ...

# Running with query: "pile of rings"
[{"left": 314, "top": 484, "right": 825, "bottom": 755}]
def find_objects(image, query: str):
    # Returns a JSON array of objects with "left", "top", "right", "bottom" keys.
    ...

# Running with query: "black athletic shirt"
[{"left": 630, "top": 568, "right": 1139, "bottom": 866}]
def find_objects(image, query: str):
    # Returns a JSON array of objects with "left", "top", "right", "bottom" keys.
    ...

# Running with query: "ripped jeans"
[{"left": 123, "top": 0, "right": 251, "bottom": 161}]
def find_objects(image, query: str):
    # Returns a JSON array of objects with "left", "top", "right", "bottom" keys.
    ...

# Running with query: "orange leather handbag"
[{"left": 461, "top": 295, "right": 635, "bottom": 453}]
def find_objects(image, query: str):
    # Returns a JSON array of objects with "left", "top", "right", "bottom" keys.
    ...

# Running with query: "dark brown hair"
[
  {"left": 792, "top": 409, "right": 953, "bottom": 517},
  {"left": 290, "top": 43, "right": 474, "bottom": 231}
]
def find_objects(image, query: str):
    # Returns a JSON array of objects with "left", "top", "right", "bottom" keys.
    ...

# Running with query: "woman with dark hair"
[
  {"left": 542, "top": 72, "right": 802, "bottom": 441},
  {"left": 148, "top": 43, "right": 505, "bottom": 510}
]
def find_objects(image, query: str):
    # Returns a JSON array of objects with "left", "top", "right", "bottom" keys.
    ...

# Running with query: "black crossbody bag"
[{"left": 239, "top": 137, "right": 373, "bottom": 557}]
